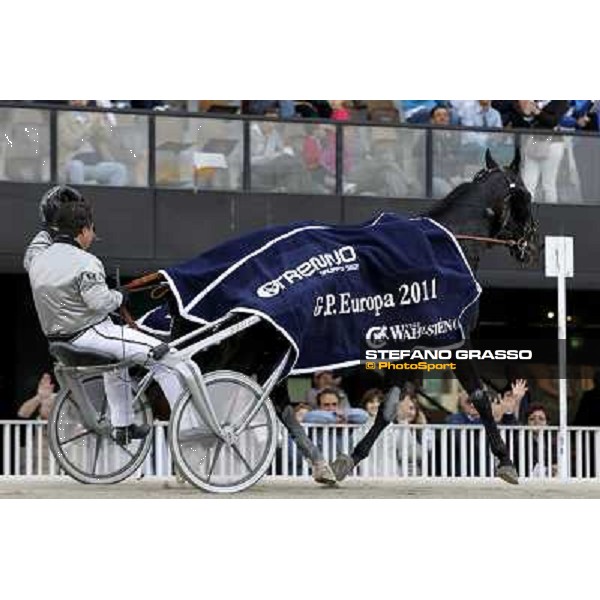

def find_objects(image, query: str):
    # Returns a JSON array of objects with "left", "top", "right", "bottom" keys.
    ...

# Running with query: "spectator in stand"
[
  {"left": 303, "top": 388, "right": 368, "bottom": 425},
  {"left": 494, "top": 379, "right": 529, "bottom": 425},
  {"left": 17, "top": 372, "right": 57, "bottom": 474},
  {"left": 330, "top": 101, "right": 351, "bottom": 121},
  {"left": 429, "top": 105, "right": 466, "bottom": 197},
  {"left": 446, "top": 391, "right": 481, "bottom": 425},
  {"left": 524, "top": 404, "right": 557, "bottom": 478},
  {"left": 245, "top": 101, "right": 296, "bottom": 118},
  {"left": 60, "top": 100, "right": 128, "bottom": 186},
  {"left": 457, "top": 100, "right": 503, "bottom": 129},
  {"left": 303, "top": 388, "right": 368, "bottom": 465},
  {"left": 18, "top": 372, "right": 56, "bottom": 421},
  {"left": 395, "top": 394, "right": 433, "bottom": 476},
  {"left": 250, "top": 109, "right": 306, "bottom": 191},
  {"left": 361, "top": 388, "right": 384, "bottom": 422},
  {"left": 304, "top": 370, "right": 345, "bottom": 407},
  {"left": 396, "top": 100, "right": 440, "bottom": 123}
]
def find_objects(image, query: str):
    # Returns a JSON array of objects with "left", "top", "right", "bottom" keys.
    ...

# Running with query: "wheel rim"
[
  {"left": 172, "top": 371, "right": 276, "bottom": 492},
  {"left": 50, "top": 377, "right": 152, "bottom": 483}
]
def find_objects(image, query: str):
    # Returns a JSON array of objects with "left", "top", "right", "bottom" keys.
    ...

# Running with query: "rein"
[{"left": 455, "top": 234, "right": 517, "bottom": 247}]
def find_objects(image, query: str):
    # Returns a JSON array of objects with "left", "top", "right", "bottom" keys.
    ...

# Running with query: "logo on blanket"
[
  {"left": 365, "top": 318, "right": 460, "bottom": 348},
  {"left": 256, "top": 246, "right": 359, "bottom": 298}
]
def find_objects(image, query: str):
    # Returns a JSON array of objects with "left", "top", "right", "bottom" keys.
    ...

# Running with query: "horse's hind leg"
[
  {"left": 270, "top": 382, "right": 337, "bottom": 485},
  {"left": 331, "top": 386, "right": 402, "bottom": 482},
  {"left": 453, "top": 357, "right": 518, "bottom": 484}
]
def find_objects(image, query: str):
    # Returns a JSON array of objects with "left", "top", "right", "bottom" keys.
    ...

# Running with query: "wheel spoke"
[
  {"left": 230, "top": 442, "right": 253, "bottom": 474},
  {"left": 60, "top": 428, "right": 93, "bottom": 446},
  {"left": 110, "top": 436, "right": 136, "bottom": 459},
  {"left": 91, "top": 435, "right": 103, "bottom": 475},
  {"left": 244, "top": 422, "right": 268, "bottom": 431},
  {"left": 206, "top": 441, "right": 224, "bottom": 483}
]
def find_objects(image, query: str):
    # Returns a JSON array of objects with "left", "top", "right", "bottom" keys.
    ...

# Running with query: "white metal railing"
[{"left": 2, "top": 420, "right": 600, "bottom": 480}]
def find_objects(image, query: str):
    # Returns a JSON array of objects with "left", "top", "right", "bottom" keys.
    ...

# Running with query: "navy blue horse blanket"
[{"left": 138, "top": 213, "right": 481, "bottom": 375}]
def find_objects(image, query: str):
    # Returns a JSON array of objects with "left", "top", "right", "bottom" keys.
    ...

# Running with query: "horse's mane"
[{"left": 425, "top": 181, "right": 473, "bottom": 218}]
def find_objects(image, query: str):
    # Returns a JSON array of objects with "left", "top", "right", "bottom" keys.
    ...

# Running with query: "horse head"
[{"left": 476, "top": 148, "right": 540, "bottom": 265}]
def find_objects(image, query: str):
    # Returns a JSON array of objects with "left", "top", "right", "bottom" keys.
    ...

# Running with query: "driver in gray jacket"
[{"left": 24, "top": 186, "right": 185, "bottom": 444}]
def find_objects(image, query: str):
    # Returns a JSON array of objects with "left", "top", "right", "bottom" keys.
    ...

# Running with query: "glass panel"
[
  {"left": 57, "top": 110, "right": 148, "bottom": 187},
  {"left": 0, "top": 107, "right": 50, "bottom": 182},
  {"left": 521, "top": 132, "right": 600, "bottom": 204},
  {"left": 343, "top": 125, "right": 425, "bottom": 198},
  {"left": 432, "top": 128, "right": 516, "bottom": 199},
  {"left": 155, "top": 116, "right": 243, "bottom": 190},
  {"left": 250, "top": 120, "right": 335, "bottom": 194}
]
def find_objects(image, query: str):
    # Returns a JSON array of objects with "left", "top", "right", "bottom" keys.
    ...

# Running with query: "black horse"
[
  {"left": 330, "top": 148, "right": 538, "bottom": 484},
  {"left": 160, "top": 147, "right": 538, "bottom": 486}
]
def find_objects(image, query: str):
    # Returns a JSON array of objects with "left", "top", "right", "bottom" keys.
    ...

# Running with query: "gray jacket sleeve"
[
  {"left": 77, "top": 257, "right": 123, "bottom": 314},
  {"left": 23, "top": 230, "right": 53, "bottom": 272}
]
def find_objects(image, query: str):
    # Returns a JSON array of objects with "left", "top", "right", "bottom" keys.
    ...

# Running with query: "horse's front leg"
[
  {"left": 270, "top": 382, "right": 337, "bottom": 485},
  {"left": 330, "top": 384, "right": 403, "bottom": 482},
  {"left": 452, "top": 353, "right": 518, "bottom": 484}
]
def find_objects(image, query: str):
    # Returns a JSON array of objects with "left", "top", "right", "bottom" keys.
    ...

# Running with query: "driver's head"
[
  {"left": 54, "top": 200, "right": 96, "bottom": 249},
  {"left": 39, "top": 185, "right": 86, "bottom": 232}
]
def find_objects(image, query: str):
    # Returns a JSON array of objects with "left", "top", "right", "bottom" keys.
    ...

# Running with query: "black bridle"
[{"left": 463, "top": 167, "right": 539, "bottom": 263}]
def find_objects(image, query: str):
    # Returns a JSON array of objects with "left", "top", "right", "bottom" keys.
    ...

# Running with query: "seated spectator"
[
  {"left": 396, "top": 100, "right": 440, "bottom": 123},
  {"left": 446, "top": 391, "right": 481, "bottom": 425},
  {"left": 429, "top": 105, "right": 466, "bottom": 197},
  {"left": 245, "top": 101, "right": 295, "bottom": 119},
  {"left": 304, "top": 388, "right": 368, "bottom": 425},
  {"left": 60, "top": 100, "right": 128, "bottom": 186},
  {"left": 457, "top": 100, "right": 503, "bottom": 129},
  {"left": 361, "top": 388, "right": 384, "bottom": 422},
  {"left": 250, "top": 110, "right": 306, "bottom": 191},
  {"left": 304, "top": 370, "right": 345, "bottom": 407}
]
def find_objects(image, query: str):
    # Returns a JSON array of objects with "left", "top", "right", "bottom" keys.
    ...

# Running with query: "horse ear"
[
  {"left": 485, "top": 148, "right": 499, "bottom": 170},
  {"left": 509, "top": 147, "right": 521, "bottom": 173}
]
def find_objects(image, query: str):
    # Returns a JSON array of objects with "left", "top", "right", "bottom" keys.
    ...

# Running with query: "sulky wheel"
[{"left": 169, "top": 370, "right": 277, "bottom": 493}]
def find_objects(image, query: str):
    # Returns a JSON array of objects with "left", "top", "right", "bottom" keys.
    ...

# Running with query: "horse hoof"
[
  {"left": 331, "top": 454, "right": 355, "bottom": 482},
  {"left": 497, "top": 464, "right": 519, "bottom": 485},
  {"left": 312, "top": 461, "right": 338, "bottom": 486}
]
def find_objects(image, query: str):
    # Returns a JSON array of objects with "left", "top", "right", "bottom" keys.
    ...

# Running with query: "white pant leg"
[
  {"left": 539, "top": 141, "right": 565, "bottom": 204},
  {"left": 522, "top": 154, "right": 541, "bottom": 200},
  {"left": 71, "top": 319, "right": 185, "bottom": 425},
  {"left": 103, "top": 368, "right": 133, "bottom": 427}
]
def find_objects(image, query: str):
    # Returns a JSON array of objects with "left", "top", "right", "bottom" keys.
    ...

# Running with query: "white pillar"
[{"left": 545, "top": 236, "right": 574, "bottom": 481}]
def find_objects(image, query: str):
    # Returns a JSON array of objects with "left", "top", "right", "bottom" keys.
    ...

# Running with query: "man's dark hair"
[
  {"left": 316, "top": 387, "right": 340, "bottom": 407},
  {"left": 54, "top": 201, "right": 94, "bottom": 237}
]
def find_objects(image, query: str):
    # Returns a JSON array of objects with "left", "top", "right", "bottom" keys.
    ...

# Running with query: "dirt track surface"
[{"left": 1, "top": 476, "right": 600, "bottom": 498}]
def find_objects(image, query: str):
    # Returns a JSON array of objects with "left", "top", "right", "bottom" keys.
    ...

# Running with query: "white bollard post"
[{"left": 545, "top": 236, "right": 574, "bottom": 481}]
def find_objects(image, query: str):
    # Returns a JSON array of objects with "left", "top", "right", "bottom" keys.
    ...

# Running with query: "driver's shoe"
[{"left": 114, "top": 423, "right": 151, "bottom": 445}]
